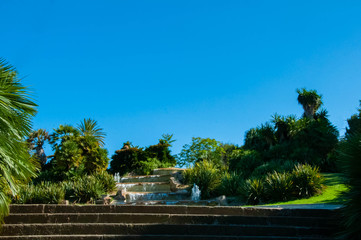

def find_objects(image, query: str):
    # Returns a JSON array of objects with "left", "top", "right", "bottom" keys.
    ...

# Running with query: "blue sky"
[{"left": 1, "top": 1, "right": 361, "bottom": 156}]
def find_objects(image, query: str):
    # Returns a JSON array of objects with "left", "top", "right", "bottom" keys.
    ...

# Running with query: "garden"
[{"left": 1, "top": 58, "right": 361, "bottom": 238}]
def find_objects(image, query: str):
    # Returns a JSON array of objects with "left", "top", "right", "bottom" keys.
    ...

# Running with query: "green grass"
[{"left": 264, "top": 173, "right": 348, "bottom": 206}]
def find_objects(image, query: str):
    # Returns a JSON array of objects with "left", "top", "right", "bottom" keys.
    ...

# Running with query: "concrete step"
[
  {"left": 3, "top": 213, "right": 337, "bottom": 228},
  {"left": 116, "top": 182, "right": 171, "bottom": 192},
  {"left": 9, "top": 205, "right": 339, "bottom": 218},
  {"left": 0, "top": 235, "right": 335, "bottom": 240},
  {"left": 0, "top": 223, "right": 333, "bottom": 237},
  {"left": 119, "top": 175, "right": 172, "bottom": 183},
  {"left": 125, "top": 190, "right": 189, "bottom": 202},
  {"left": 153, "top": 168, "right": 185, "bottom": 176}
]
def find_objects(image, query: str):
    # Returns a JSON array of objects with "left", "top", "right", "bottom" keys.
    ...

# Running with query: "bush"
[
  {"left": 137, "top": 158, "right": 174, "bottom": 175},
  {"left": 229, "top": 150, "right": 263, "bottom": 178},
  {"left": 290, "top": 164, "right": 323, "bottom": 198},
  {"left": 94, "top": 171, "right": 116, "bottom": 193},
  {"left": 13, "top": 182, "right": 65, "bottom": 204},
  {"left": 241, "top": 178, "right": 266, "bottom": 205},
  {"left": 62, "top": 175, "right": 104, "bottom": 203},
  {"left": 265, "top": 171, "right": 293, "bottom": 202},
  {"left": 338, "top": 131, "right": 361, "bottom": 239},
  {"left": 183, "top": 160, "right": 222, "bottom": 199},
  {"left": 252, "top": 159, "right": 295, "bottom": 178},
  {"left": 217, "top": 172, "right": 243, "bottom": 196}
]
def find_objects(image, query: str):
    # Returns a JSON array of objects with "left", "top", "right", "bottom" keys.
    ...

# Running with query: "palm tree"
[
  {"left": 0, "top": 59, "right": 37, "bottom": 219},
  {"left": 27, "top": 129, "right": 50, "bottom": 167},
  {"left": 77, "top": 118, "right": 106, "bottom": 146},
  {"left": 296, "top": 88, "right": 323, "bottom": 119}
]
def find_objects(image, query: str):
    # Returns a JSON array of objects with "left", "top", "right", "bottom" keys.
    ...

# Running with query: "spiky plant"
[
  {"left": 296, "top": 88, "right": 323, "bottom": 119},
  {"left": 0, "top": 59, "right": 37, "bottom": 220}
]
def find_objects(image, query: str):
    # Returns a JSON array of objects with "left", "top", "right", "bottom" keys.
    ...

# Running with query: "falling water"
[
  {"left": 114, "top": 173, "right": 120, "bottom": 183},
  {"left": 191, "top": 184, "right": 201, "bottom": 201}
]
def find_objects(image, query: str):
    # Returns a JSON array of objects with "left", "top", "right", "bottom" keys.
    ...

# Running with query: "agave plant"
[{"left": 0, "top": 59, "right": 38, "bottom": 219}]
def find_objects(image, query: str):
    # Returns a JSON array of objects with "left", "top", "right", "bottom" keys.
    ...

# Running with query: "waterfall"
[{"left": 191, "top": 184, "right": 201, "bottom": 201}]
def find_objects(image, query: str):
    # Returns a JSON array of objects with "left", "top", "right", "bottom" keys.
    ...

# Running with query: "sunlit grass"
[{"left": 263, "top": 173, "right": 348, "bottom": 206}]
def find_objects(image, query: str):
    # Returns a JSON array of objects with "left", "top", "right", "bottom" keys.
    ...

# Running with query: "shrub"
[
  {"left": 13, "top": 182, "right": 65, "bottom": 204},
  {"left": 94, "top": 171, "right": 116, "bottom": 193},
  {"left": 63, "top": 175, "right": 104, "bottom": 203},
  {"left": 265, "top": 171, "right": 293, "bottom": 202},
  {"left": 290, "top": 164, "right": 323, "bottom": 198},
  {"left": 137, "top": 158, "right": 174, "bottom": 175},
  {"left": 217, "top": 172, "right": 243, "bottom": 196},
  {"left": 229, "top": 150, "right": 263, "bottom": 177},
  {"left": 183, "top": 160, "right": 222, "bottom": 199},
  {"left": 252, "top": 159, "right": 295, "bottom": 178},
  {"left": 338, "top": 131, "right": 361, "bottom": 239},
  {"left": 241, "top": 178, "right": 266, "bottom": 205}
]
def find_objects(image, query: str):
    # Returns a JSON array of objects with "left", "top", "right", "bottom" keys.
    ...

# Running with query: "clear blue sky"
[{"left": 1, "top": 1, "right": 361, "bottom": 156}]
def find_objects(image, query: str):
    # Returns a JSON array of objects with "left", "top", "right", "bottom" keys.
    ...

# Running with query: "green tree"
[
  {"left": 27, "top": 129, "right": 50, "bottom": 168},
  {"left": 177, "top": 137, "right": 225, "bottom": 167},
  {"left": 0, "top": 59, "right": 38, "bottom": 219},
  {"left": 345, "top": 101, "right": 361, "bottom": 139},
  {"left": 50, "top": 119, "right": 109, "bottom": 175},
  {"left": 296, "top": 88, "right": 323, "bottom": 119}
]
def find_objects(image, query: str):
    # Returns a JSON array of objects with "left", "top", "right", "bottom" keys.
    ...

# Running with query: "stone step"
[
  {"left": 153, "top": 168, "right": 185, "bottom": 176},
  {"left": 119, "top": 175, "right": 172, "bottom": 183},
  {"left": 9, "top": 205, "right": 339, "bottom": 218},
  {"left": 4, "top": 213, "right": 337, "bottom": 228},
  {"left": 0, "top": 234, "right": 335, "bottom": 240},
  {"left": 0, "top": 223, "right": 333, "bottom": 237},
  {"left": 125, "top": 190, "right": 189, "bottom": 202},
  {"left": 116, "top": 182, "right": 171, "bottom": 192}
]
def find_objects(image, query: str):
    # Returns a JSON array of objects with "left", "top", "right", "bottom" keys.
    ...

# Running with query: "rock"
[
  {"left": 114, "top": 189, "right": 126, "bottom": 201},
  {"left": 103, "top": 196, "right": 112, "bottom": 205},
  {"left": 169, "top": 177, "right": 178, "bottom": 192},
  {"left": 60, "top": 200, "right": 69, "bottom": 205},
  {"left": 216, "top": 195, "right": 228, "bottom": 206}
]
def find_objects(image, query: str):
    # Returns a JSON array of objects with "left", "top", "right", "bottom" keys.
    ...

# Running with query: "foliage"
[
  {"left": 345, "top": 101, "right": 361, "bottom": 140},
  {"left": 13, "top": 182, "right": 64, "bottom": 204},
  {"left": 229, "top": 150, "right": 263, "bottom": 178},
  {"left": 109, "top": 142, "right": 146, "bottom": 175},
  {"left": 177, "top": 137, "right": 226, "bottom": 167},
  {"left": 0, "top": 59, "right": 38, "bottom": 220},
  {"left": 264, "top": 171, "right": 293, "bottom": 202},
  {"left": 244, "top": 123, "right": 275, "bottom": 153},
  {"left": 296, "top": 88, "right": 323, "bottom": 119},
  {"left": 290, "top": 164, "right": 323, "bottom": 198},
  {"left": 93, "top": 171, "right": 116, "bottom": 193},
  {"left": 27, "top": 129, "right": 50, "bottom": 167},
  {"left": 49, "top": 119, "right": 109, "bottom": 175},
  {"left": 137, "top": 158, "right": 174, "bottom": 175},
  {"left": 109, "top": 136, "right": 176, "bottom": 176},
  {"left": 217, "top": 171, "right": 243, "bottom": 196},
  {"left": 338, "top": 130, "right": 361, "bottom": 239},
  {"left": 241, "top": 178, "right": 266, "bottom": 205},
  {"left": 251, "top": 159, "right": 295, "bottom": 178},
  {"left": 183, "top": 160, "right": 223, "bottom": 199},
  {"left": 62, "top": 175, "right": 105, "bottom": 203}
]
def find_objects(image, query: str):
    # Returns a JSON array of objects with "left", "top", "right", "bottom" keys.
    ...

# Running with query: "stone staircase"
[
  {"left": 0, "top": 204, "right": 340, "bottom": 239},
  {"left": 115, "top": 168, "right": 189, "bottom": 204}
]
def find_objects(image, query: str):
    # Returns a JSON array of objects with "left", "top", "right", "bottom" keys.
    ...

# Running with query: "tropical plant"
[
  {"left": 217, "top": 172, "right": 243, "bottom": 196},
  {"left": 290, "top": 164, "right": 323, "bottom": 198},
  {"left": 62, "top": 175, "right": 104, "bottom": 203},
  {"left": 13, "top": 182, "right": 64, "bottom": 204},
  {"left": 0, "top": 59, "right": 38, "bottom": 220},
  {"left": 296, "top": 88, "right": 323, "bottom": 119},
  {"left": 229, "top": 150, "right": 263, "bottom": 178},
  {"left": 183, "top": 160, "right": 223, "bottom": 199},
  {"left": 27, "top": 129, "right": 50, "bottom": 167},
  {"left": 338, "top": 124, "right": 361, "bottom": 239}
]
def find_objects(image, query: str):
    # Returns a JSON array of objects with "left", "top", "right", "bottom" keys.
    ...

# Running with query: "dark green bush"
[
  {"left": 13, "top": 182, "right": 65, "bottom": 204},
  {"left": 338, "top": 131, "right": 361, "bottom": 239},
  {"left": 229, "top": 150, "right": 263, "bottom": 178},
  {"left": 241, "top": 178, "right": 266, "bottom": 205},
  {"left": 252, "top": 159, "right": 295, "bottom": 178},
  {"left": 183, "top": 160, "right": 222, "bottom": 199},
  {"left": 137, "top": 158, "right": 174, "bottom": 175},
  {"left": 62, "top": 175, "right": 104, "bottom": 203},
  {"left": 290, "top": 164, "right": 323, "bottom": 198},
  {"left": 265, "top": 171, "right": 293, "bottom": 202},
  {"left": 217, "top": 172, "right": 243, "bottom": 196}
]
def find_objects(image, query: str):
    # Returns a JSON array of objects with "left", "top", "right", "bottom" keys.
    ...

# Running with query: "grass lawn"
[{"left": 264, "top": 173, "right": 348, "bottom": 206}]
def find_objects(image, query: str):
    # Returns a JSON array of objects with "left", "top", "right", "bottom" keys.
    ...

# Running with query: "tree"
[
  {"left": 49, "top": 119, "right": 109, "bottom": 175},
  {"left": 296, "top": 88, "right": 323, "bottom": 119},
  {"left": 177, "top": 137, "right": 225, "bottom": 167},
  {"left": 27, "top": 129, "right": 50, "bottom": 167},
  {"left": 345, "top": 101, "right": 361, "bottom": 139},
  {"left": 0, "top": 59, "right": 38, "bottom": 219}
]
